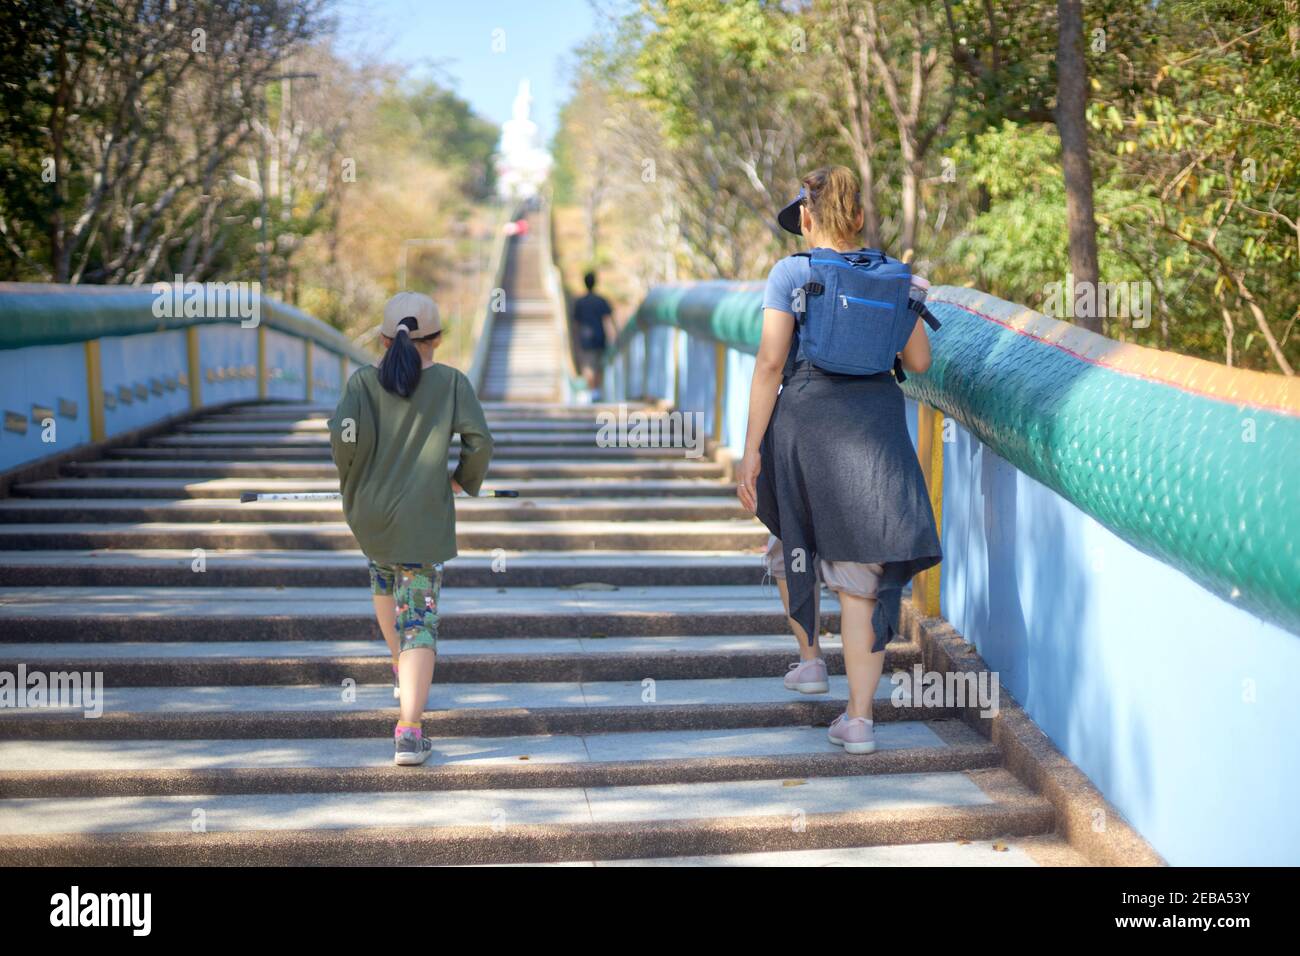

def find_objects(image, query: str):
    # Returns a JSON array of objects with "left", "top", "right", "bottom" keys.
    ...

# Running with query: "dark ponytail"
[{"left": 378, "top": 318, "right": 422, "bottom": 398}]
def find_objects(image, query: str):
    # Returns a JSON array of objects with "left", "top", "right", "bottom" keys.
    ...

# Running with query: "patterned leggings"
[{"left": 367, "top": 560, "right": 444, "bottom": 652}]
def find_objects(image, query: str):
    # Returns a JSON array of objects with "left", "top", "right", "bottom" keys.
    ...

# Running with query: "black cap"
[{"left": 777, "top": 187, "right": 806, "bottom": 235}]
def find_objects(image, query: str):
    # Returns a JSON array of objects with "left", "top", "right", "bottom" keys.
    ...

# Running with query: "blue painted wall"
[
  {"left": 940, "top": 417, "right": 1300, "bottom": 865},
  {"left": 99, "top": 329, "right": 190, "bottom": 436},
  {"left": 197, "top": 324, "right": 260, "bottom": 404},
  {"left": 0, "top": 341, "right": 92, "bottom": 472},
  {"left": 1, "top": 312, "right": 358, "bottom": 474},
  {"left": 609, "top": 322, "right": 1299, "bottom": 865},
  {"left": 311, "top": 343, "right": 343, "bottom": 405},
  {"left": 265, "top": 328, "right": 307, "bottom": 401}
]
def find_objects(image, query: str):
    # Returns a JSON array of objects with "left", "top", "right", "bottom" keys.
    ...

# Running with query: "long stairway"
[
  {"left": 480, "top": 220, "right": 563, "bottom": 403},
  {"left": 0, "top": 260, "right": 1090, "bottom": 869}
]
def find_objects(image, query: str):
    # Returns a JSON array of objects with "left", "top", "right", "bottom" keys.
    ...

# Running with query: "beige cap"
[{"left": 380, "top": 291, "right": 441, "bottom": 339}]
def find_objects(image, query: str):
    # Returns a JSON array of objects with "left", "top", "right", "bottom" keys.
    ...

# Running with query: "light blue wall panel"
[
  {"left": 98, "top": 329, "right": 190, "bottom": 436},
  {"left": 264, "top": 328, "right": 307, "bottom": 401},
  {"left": 197, "top": 325, "right": 259, "bottom": 404},
  {"left": 0, "top": 341, "right": 91, "bottom": 472},
  {"left": 940, "top": 417, "right": 1300, "bottom": 866}
]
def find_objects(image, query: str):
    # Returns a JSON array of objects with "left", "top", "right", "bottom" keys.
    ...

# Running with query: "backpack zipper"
[{"left": 840, "top": 294, "right": 893, "bottom": 310}]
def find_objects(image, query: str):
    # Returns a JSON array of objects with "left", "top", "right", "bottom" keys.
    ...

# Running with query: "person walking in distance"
[
  {"left": 328, "top": 292, "right": 494, "bottom": 766},
  {"left": 573, "top": 271, "right": 615, "bottom": 399}
]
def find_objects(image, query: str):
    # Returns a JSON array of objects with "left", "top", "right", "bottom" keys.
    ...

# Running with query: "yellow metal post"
[
  {"left": 712, "top": 342, "right": 727, "bottom": 441},
  {"left": 913, "top": 405, "right": 945, "bottom": 617},
  {"left": 186, "top": 327, "right": 202, "bottom": 409},
  {"left": 257, "top": 324, "right": 268, "bottom": 399},
  {"left": 304, "top": 339, "right": 314, "bottom": 402},
  {"left": 84, "top": 340, "right": 105, "bottom": 442}
]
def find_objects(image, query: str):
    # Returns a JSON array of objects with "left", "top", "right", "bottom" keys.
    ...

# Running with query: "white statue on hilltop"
[{"left": 496, "top": 79, "right": 552, "bottom": 201}]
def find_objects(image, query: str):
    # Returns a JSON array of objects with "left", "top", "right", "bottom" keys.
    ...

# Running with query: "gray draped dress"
[{"left": 755, "top": 356, "right": 942, "bottom": 652}]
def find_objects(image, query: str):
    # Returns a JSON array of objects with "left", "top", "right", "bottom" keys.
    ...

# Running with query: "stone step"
[
  {"left": 0, "top": 546, "right": 764, "bottom": 590},
  {"left": 0, "top": 496, "right": 749, "bottom": 525},
  {"left": 155, "top": 431, "right": 662, "bottom": 447},
  {"left": 212, "top": 402, "right": 655, "bottom": 418},
  {"left": 0, "top": 721, "right": 991, "bottom": 797},
  {"left": 0, "top": 584, "right": 833, "bottom": 640},
  {"left": 0, "top": 768, "right": 1053, "bottom": 865},
  {"left": 178, "top": 426, "right": 628, "bottom": 443},
  {"left": 11, "top": 476, "right": 736, "bottom": 500},
  {"left": 0, "top": 723, "right": 982, "bottom": 790},
  {"left": 0, "top": 633, "right": 918, "bottom": 685},
  {"left": 0, "top": 548, "right": 765, "bottom": 587},
  {"left": 575, "top": 835, "right": 1088, "bottom": 867},
  {"left": 114, "top": 444, "right": 698, "bottom": 461},
  {"left": 183, "top": 418, "right": 670, "bottom": 434},
  {"left": 65, "top": 459, "right": 726, "bottom": 479},
  {"left": 0, "top": 674, "right": 945, "bottom": 739},
  {"left": 0, "top": 517, "right": 766, "bottom": 551}
]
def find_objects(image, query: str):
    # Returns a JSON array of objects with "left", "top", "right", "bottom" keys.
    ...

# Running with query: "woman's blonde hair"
[{"left": 800, "top": 165, "right": 863, "bottom": 247}]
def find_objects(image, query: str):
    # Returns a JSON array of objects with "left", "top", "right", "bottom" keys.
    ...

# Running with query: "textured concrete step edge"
[
  {"left": 0, "top": 561, "right": 763, "bottom": 588},
  {"left": 0, "top": 501, "right": 750, "bottom": 524},
  {"left": 900, "top": 601, "right": 1167, "bottom": 867},
  {"left": 0, "top": 738, "right": 997, "bottom": 799},
  {"left": 9, "top": 478, "right": 737, "bottom": 499},
  {"left": 0, "top": 792, "right": 1055, "bottom": 866},
  {"left": 0, "top": 610, "right": 831, "bottom": 642},
  {"left": 0, "top": 699, "right": 952, "bottom": 740},
  {"left": 0, "top": 645, "right": 927, "bottom": 686},
  {"left": 0, "top": 528, "right": 766, "bottom": 552},
  {"left": 63, "top": 462, "right": 726, "bottom": 479}
]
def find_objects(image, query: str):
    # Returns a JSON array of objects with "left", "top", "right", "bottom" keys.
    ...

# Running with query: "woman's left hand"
[
  {"left": 451, "top": 479, "right": 465, "bottom": 496},
  {"left": 736, "top": 449, "right": 761, "bottom": 513}
]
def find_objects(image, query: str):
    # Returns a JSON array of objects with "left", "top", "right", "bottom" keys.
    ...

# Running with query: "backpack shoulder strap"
[
  {"left": 786, "top": 252, "right": 823, "bottom": 319},
  {"left": 907, "top": 296, "right": 942, "bottom": 331}
]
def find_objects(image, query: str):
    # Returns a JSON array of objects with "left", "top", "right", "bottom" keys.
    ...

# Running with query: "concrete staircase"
[
  {"left": 480, "top": 221, "right": 563, "bottom": 403},
  {"left": 0, "top": 236, "right": 1093, "bottom": 868}
]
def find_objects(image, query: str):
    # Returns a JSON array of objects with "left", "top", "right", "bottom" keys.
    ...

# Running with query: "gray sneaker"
[
  {"left": 784, "top": 657, "right": 830, "bottom": 694},
  {"left": 394, "top": 730, "right": 433, "bottom": 766},
  {"left": 827, "top": 713, "right": 876, "bottom": 755}
]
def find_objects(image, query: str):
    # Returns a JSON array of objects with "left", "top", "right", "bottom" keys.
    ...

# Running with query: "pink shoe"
[
  {"left": 827, "top": 713, "right": 876, "bottom": 754},
  {"left": 784, "top": 657, "right": 829, "bottom": 694}
]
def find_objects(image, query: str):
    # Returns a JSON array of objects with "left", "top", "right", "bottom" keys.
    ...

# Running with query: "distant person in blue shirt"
[{"left": 573, "top": 272, "right": 615, "bottom": 398}]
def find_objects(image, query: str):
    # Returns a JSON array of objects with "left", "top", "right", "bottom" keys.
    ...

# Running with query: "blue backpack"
[{"left": 789, "top": 247, "right": 940, "bottom": 381}]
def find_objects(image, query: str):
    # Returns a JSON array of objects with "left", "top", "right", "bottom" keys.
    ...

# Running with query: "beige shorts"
[{"left": 762, "top": 534, "right": 884, "bottom": 599}]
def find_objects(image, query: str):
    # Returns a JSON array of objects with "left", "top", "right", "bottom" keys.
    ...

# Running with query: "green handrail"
[
  {"left": 614, "top": 279, "right": 1300, "bottom": 636},
  {"left": 0, "top": 282, "right": 372, "bottom": 364}
]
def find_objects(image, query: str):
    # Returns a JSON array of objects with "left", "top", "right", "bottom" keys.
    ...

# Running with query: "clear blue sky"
[{"left": 335, "top": 0, "right": 602, "bottom": 142}]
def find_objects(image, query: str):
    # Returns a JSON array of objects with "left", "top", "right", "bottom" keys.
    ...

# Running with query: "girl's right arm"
[
  {"left": 451, "top": 371, "right": 495, "bottom": 496},
  {"left": 328, "top": 373, "right": 364, "bottom": 483}
]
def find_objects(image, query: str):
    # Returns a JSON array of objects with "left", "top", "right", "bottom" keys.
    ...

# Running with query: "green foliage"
[
  {"left": 555, "top": 0, "right": 1300, "bottom": 371},
  {"left": 375, "top": 80, "right": 499, "bottom": 200}
]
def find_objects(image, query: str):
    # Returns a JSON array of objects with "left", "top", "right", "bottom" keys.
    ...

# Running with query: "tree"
[
  {"left": 0, "top": 0, "right": 329, "bottom": 284},
  {"left": 1055, "top": 0, "right": 1103, "bottom": 332}
]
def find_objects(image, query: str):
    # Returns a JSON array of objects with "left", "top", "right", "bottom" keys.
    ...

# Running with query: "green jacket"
[{"left": 328, "top": 363, "right": 494, "bottom": 565}]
